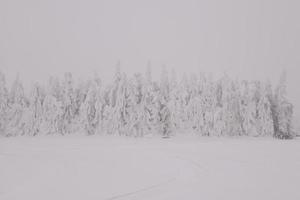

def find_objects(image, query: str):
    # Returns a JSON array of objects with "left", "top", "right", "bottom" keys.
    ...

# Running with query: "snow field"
[{"left": 1, "top": 135, "right": 300, "bottom": 200}]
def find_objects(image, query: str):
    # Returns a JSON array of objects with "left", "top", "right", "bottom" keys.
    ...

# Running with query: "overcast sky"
[{"left": 1, "top": 0, "right": 299, "bottom": 128}]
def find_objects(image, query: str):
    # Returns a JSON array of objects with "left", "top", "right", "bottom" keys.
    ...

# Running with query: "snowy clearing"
[{"left": 1, "top": 135, "right": 300, "bottom": 200}]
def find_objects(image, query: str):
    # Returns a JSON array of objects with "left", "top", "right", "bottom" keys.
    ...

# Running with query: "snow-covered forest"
[{"left": 0, "top": 68, "right": 294, "bottom": 139}]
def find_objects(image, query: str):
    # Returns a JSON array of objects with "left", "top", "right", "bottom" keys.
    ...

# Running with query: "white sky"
[{"left": 1, "top": 0, "right": 299, "bottom": 129}]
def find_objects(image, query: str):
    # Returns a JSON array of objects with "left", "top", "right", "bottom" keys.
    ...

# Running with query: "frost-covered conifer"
[
  {"left": 61, "top": 73, "right": 76, "bottom": 134},
  {"left": 180, "top": 74, "right": 191, "bottom": 130},
  {"left": 38, "top": 77, "right": 63, "bottom": 135},
  {"left": 131, "top": 73, "right": 146, "bottom": 137},
  {"left": 7, "top": 76, "right": 28, "bottom": 136},
  {"left": 80, "top": 81, "right": 98, "bottom": 135},
  {"left": 144, "top": 65, "right": 157, "bottom": 134},
  {"left": 157, "top": 67, "right": 171, "bottom": 137},
  {"left": 240, "top": 81, "right": 254, "bottom": 135},
  {"left": 25, "top": 83, "right": 44, "bottom": 136},
  {"left": 93, "top": 76, "right": 104, "bottom": 134},
  {"left": 42, "top": 94, "right": 59, "bottom": 134},
  {"left": 201, "top": 75, "right": 216, "bottom": 136},
  {"left": 273, "top": 71, "right": 294, "bottom": 139},
  {"left": 169, "top": 69, "right": 181, "bottom": 132},
  {"left": 256, "top": 83, "right": 274, "bottom": 136},
  {"left": 0, "top": 72, "right": 9, "bottom": 136},
  {"left": 108, "top": 64, "right": 123, "bottom": 135}
]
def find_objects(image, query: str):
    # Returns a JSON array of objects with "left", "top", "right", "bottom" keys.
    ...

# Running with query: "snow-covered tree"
[
  {"left": 240, "top": 81, "right": 255, "bottom": 136},
  {"left": 157, "top": 96, "right": 171, "bottom": 137},
  {"left": 143, "top": 65, "right": 157, "bottom": 134},
  {"left": 101, "top": 86, "right": 114, "bottom": 134},
  {"left": 273, "top": 71, "right": 294, "bottom": 139},
  {"left": 108, "top": 64, "right": 123, "bottom": 135},
  {"left": 25, "top": 83, "right": 44, "bottom": 136},
  {"left": 41, "top": 94, "right": 61, "bottom": 135},
  {"left": 177, "top": 74, "right": 189, "bottom": 130},
  {"left": 201, "top": 75, "right": 216, "bottom": 136},
  {"left": 37, "top": 77, "right": 63, "bottom": 135},
  {"left": 61, "top": 72, "right": 76, "bottom": 134},
  {"left": 256, "top": 83, "right": 274, "bottom": 136},
  {"left": 0, "top": 71, "right": 9, "bottom": 136},
  {"left": 169, "top": 69, "right": 181, "bottom": 132},
  {"left": 157, "top": 67, "right": 171, "bottom": 137},
  {"left": 80, "top": 81, "right": 98, "bottom": 135},
  {"left": 7, "top": 76, "right": 28, "bottom": 136},
  {"left": 225, "top": 81, "right": 243, "bottom": 136},
  {"left": 131, "top": 73, "right": 146, "bottom": 137}
]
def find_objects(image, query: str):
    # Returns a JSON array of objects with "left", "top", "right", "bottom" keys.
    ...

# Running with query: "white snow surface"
[{"left": 1, "top": 135, "right": 300, "bottom": 200}]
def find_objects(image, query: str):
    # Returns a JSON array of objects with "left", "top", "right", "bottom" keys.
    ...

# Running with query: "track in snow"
[{"left": 1, "top": 136, "right": 300, "bottom": 200}]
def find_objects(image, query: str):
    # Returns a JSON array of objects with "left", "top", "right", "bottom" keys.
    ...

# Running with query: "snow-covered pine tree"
[
  {"left": 224, "top": 80, "right": 243, "bottom": 136},
  {"left": 257, "top": 82, "right": 274, "bottom": 136},
  {"left": 101, "top": 85, "right": 114, "bottom": 134},
  {"left": 61, "top": 72, "right": 76, "bottom": 134},
  {"left": 215, "top": 74, "right": 233, "bottom": 136},
  {"left": 39, "top": 77, "right": 61, "bottom": 135},
  {"left": 251, "top": 81, "right": 263, "bottom": 136},
  {"left": 169, "top": 69, "right": 180, "bottom": 133},
  {"left": 213, "top": 80, "right": 224, "bottom": 136},
  {"left": 157, "top": 67, "right": 171, "bottom": 137},
  {"left": 250, "top": 81, "right": 273, "bottom": 136},
  {"left": 273, "top": 71, "right": 294, "bottom": 139},
  {"left": 117, "top": 74, "right": 133, "bottom": 135},
  {"left": 48, "top": 77, "right": 64, "bottom": 135},
  {"left": 7, "top": 75, "right": 28, "bottom": 136},
  {"left": 0, "top": 71, "right": 9, "bottom": 136},
  {"left": 177, "top": 73, "right": 190, "bottom": 131},
  {"left": 130, "top": 73, "right": 146, "bottom": 137},
  {"left": 188, "top": 73, "right": 203, "bottom": 134},
  {"left": 201, "top": 74, "right": 216, "bottom": 136},
  {"left": 240, "top": 81, "right": 254, "bottom": 136},
  {"left": 93, "top": 75, "right": 104, "bottom": 134},
  {"left": 109, "top": 63, "right": 123, "bottom": 135},
  {"left": 80, "top": 81, "right": 98, "bottom": 135},
  {"left": 25, "top": 83, "right": 44, "bottom": 136},
  {"left": 143, "top": 65, "right": 157, "bottom": 134},
  {"left": 42, "top": 93, "right": 59, "bottom": 135}
]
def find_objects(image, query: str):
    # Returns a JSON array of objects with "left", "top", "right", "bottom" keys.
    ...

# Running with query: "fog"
[{"left": 1, "top": 0, "right": 299, "bottom": 129}]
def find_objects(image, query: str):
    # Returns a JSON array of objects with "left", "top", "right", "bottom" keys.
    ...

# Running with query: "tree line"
[{"left": 0, "top": 67, "right": 294, "bottom": 139}]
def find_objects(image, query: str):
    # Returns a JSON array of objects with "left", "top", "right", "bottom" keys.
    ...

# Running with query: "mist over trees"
[{"left": 0, "top": 68, "right": 294, "bottom": 139}]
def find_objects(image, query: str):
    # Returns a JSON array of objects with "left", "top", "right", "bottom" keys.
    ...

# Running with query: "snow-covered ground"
[{"left": 1, "top": 135, "right": 300, "bottom": 200}]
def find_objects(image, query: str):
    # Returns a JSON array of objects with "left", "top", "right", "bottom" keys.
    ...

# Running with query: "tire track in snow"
[
  {"left": 105, "top": 177, "right": 177, "bottom": 200},
  {"left": 105, "top": 154, "right": 208, "bottom": 200},
  {"left": 174, "top": 155, "right": 209, "bottom": 173}
]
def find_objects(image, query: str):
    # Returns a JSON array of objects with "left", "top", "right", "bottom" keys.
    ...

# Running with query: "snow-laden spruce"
[{"left": 0, "top": 68, "right": 294, "bottom": 139}]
